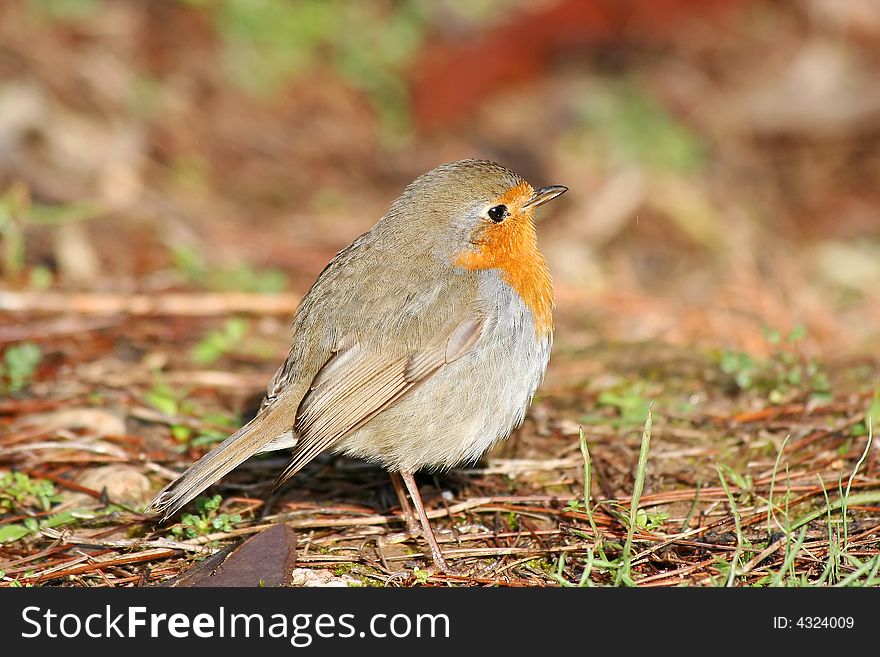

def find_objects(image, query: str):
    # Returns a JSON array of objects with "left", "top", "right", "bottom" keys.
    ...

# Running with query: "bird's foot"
[
  {"left": 425, "top": 543, "right": 460, "bottom": 576},
  {"left": 402, "top": 517, "right": 421, "bottom": 539}
]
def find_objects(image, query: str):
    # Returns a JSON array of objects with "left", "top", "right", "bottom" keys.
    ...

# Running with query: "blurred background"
[
  {"left": 1, "top": 0, "right": 880, "bottom": 588},
  {"left": 1, "top": 0, "right": 879, "bottom": 358}
]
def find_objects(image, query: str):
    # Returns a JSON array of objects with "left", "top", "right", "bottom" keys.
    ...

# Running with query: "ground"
[{"left": 1, "top": 0, "right": 879, "bottom": 586}]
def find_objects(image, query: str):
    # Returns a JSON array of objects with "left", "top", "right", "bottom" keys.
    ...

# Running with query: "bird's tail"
[{"left": 145, "top": 394, "right": 297, "bottom": 520}]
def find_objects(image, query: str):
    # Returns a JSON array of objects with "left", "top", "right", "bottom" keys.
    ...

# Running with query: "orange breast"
[{"left": 455, "top": 187, "right": 554, "bottom": 337}]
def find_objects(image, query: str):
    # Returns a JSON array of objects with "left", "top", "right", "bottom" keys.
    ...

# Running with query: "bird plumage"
[{"left": 146, "top": 159, "right": 565, "bottom": 574}]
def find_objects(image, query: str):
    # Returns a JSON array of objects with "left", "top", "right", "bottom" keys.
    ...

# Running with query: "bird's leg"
[
  {"left": 399, "top": 470, "right": 452, "bottom": 574},
  {"left": 389, "top": 471, "right": 421, "bottom": 538}
]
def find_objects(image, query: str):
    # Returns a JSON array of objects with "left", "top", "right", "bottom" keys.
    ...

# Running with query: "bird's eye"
[{"left": 487, "top": 205, "right": 508, "bottom": 222}]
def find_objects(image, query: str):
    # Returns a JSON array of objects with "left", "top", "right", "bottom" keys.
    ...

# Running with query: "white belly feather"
[{"left": 334, "top": 271, "right": 552, "bottom": 471}]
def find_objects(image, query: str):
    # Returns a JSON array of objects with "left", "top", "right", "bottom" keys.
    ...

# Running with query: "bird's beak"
[{"left": 522, "top": 185, "right": 568, "bottom": 209}]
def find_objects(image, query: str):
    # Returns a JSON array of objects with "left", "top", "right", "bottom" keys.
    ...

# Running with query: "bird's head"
[{"left": 382, "top": 159, "right": 567, "bottom": 335}]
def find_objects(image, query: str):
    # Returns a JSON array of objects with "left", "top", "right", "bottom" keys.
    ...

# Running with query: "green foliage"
[
  {"left": 867, "top": 390, "right": 880, "bottom": 427},
  {"left": 170, "top": 495, "right": 242, "bottom": 539},
  {"left": 217, "top": 0, "right": 338, "bottom": 94},
  {"left": 716, "top": 463, "right": 753, "bottom": 496},
  {"left": 144, "top": 376, "right": 184, "bottom": 418},
  {"left": 716, "top": 464, "right": 747, "bottom": 586},
  {"left": 568, "top": 428, "right": 604, "bottom": 551},
  {"left": 0, "top": 342, "right": 42, "bottom": 393},
  {"left": 213, "top": 263, "right": 287, "bottom": 294},
  {"left": 0, "top": 473, "right": 91, "bottom": 545},
  {"left": 615, "top": 406, "right": 653, "bottom": 586},
  {"left": 749, "top": 425, "right": 880, "bottom": 587},
  {"left": 634, "top": 508, "right": 669, "bottom": 531},
  {"left": 0, "top": 472, "right": 59, "bottom": 513},
  {"left": 27, "top": 265, "right": 53, "bottom": 290},
  {"left": 144, "top": 376, "right": 191, "bottom": 443},
  {"left": 556, "top": 410, "right": 668, "bottom": 587},
  {"left": 0, "top": 183, "right": 30, "bottom": 279},
  {"left": 191, "top": 317, "right": 250, "bottom": 365},
  {"left": 0, "top": 510, "right": 87, "bottom": 544},
  {"left": 718, "top": 325, "right": 831, "bottom": 404},
  {"left": 411, "top": 567, "right": 430, "bottom": 585},
  {"left": 189, "top": 412, "right": 238, "bottom": 448},
  {"left": 852, "top": 389, "right": 880, "bottom": 437},
  {"left": 719, "top": 351, "right": 756, "bottom": 390},
  {"left": 577, "top": 84, "right": 705, "bottom": 173},
  {"left": 504, "top": 511, "right": 520, "bottom": 531},
  {"left": 0, "top": 524, "right": 33, "bottom": 543},
  {"left": 206, "top": 0, "right": 427, "bottom": 139},
  {"left": 26, "top": 200, "right": 104, "bottom": 226},
  {"left": 144, "top": 375, "right": 237, "bottom": 446},
  {"left": 596, "top": 381, "right": 651, "bottom": 424},
  {"left": 172, "top": 245, "right": 287, "bottom": 293},
  {"left": 26, "top": 0, "right": 102, "bottom": 22},
  {"left": 1, "top": 181, "right": 103, "bottom": 282}
]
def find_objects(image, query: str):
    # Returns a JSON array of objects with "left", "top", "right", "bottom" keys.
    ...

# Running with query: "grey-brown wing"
[{"left": 273, "top": 317, "right": 484, "bottom": 486}]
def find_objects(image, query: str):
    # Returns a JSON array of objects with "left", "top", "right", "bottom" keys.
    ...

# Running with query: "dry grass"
[
  {"left": 1, "top": 0, "right": 879, "bottom": 587},
  {"left": 1, "top": 314, "right": 877, "bottom": 587}
]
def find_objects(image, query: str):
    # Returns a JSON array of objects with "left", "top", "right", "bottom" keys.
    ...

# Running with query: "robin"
[{"left": 147, "top": 159, "right": 567, "bottom": 573}]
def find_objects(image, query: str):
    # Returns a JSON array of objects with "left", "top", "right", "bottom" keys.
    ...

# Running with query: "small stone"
[
  {"left": 289, "top": 568, "right": 359, "bottom": 587},
  {"left": 72, "top": 465, "right": 152, "bottom": 507}
]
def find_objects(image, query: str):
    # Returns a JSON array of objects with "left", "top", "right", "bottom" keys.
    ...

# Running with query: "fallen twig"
[{"left": 0, "top": 291, "right": 301, "bottom": 316}]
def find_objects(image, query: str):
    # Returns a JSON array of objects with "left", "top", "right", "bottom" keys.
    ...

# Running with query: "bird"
[{"left": 146, "top": 159, "right": 567, "bottom": 573}]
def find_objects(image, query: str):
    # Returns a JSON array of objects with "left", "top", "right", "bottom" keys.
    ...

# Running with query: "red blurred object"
[{"left": 410, "top": 0, "right": 746, "bottom": 130}]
